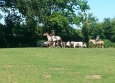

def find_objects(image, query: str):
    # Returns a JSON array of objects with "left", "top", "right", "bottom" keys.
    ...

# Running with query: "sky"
[
  {"left": 0, "top": 11, "right": 5, "bottom": 24},
  {"left": 87, "top": 0, "right": 115, "bottom": 22},
  {"left": 0, "top": 0, "right": 115, "bottom": 24}
]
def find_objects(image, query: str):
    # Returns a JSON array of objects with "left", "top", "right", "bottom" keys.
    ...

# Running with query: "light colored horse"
[
  {"left": 89, "top": 39, "right": 104, "bottom": 48},
  {"left": 37, "top": 41, "right": 49, "bottom": 47},
  {"left": 43, "top": 33, "right": 63, "bottom": 48},
  {"left": 71, "top": 41, "right": 87, "bottom": 48},
  {"left": 65, "top": 41, "right": 72, "bottom": 48}
]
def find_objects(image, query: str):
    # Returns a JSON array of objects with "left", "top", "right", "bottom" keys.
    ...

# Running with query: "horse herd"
[
  {"left": 37, "top": 41, "right": 87, "bottom": 48},
  {"left": 37, "top": 32, "right": 104, "bottom": 48}
]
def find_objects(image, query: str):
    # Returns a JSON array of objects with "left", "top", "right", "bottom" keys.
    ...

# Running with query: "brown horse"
[
  {"left": 89, "top": 39, "right": 104, "bottom": 48},
  {"left": 43, "top": 33, "right": 63, "bottom": 48}
]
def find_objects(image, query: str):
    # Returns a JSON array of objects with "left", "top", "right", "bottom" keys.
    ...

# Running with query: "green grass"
[{"left": 0, "top": 48, "right": 115, "bottom": 83}]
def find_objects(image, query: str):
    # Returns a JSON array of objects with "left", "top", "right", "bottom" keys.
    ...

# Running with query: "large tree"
[
  {"left": 103, "top": 18, "right": 115, "bottom": 42},
  {"left": 78, "top": 12, "right": 98, "bottom": 43},
  {"left": 15, "top": 0, "right": 90, "bottom": 30},
  {"left": 0, "top": 0, "right": 90, "bottom": 47}
]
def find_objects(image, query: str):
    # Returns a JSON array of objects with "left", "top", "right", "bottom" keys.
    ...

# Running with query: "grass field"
[{"left": 0, "top": 48, "right": 115, "bottom": 83}]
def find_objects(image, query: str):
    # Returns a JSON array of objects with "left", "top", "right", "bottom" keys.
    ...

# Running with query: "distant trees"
[{"left": 0, "top": 0, "right": 115, "bottom": 47}]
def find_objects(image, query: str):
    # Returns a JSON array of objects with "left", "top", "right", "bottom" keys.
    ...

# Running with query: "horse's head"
[
  {"left": 89, "top": 39, "right": 95, "bottom": 43},
  {"left": 43, "top": 33, "right": 46, "bottom": 36},
  {"left": 43, "top": 33, "right": 47, "bottom": 36},
  {"left": 43, "top": 33, "right": 51, "bottom": 37},
  {"left": 89, "top": 39, "right": 92, "bottom": 42}
]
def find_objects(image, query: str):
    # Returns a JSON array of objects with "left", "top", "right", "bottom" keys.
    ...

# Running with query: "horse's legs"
[
  {"left": 61, "top": 41, "right": 63, "bottom": 47},
  {"left": 57, "top": 40, "right": 59, "bottom": 48},
  {"left": 52, "top": 41, "right": 55, "bottom": 48},
  {"left": 49, "top": 41, "right": 52, "bottom": 48},
  {"left": 95, "top": 45, "right": 97, "bottom": 48},
  {"left": 57, "top": 40, "right": 62, "bottom": 48},
  {"left": 53, "top": 42, "right": 55, "bottom": 47},
  {"left": 49, "top": 41, "right": 53, "bottom": 48},
  {"left": 101, "top": 44, "right": 104, "bottom": 48},
  {"left": 48, "top": 42, "right": 51, "bottom": 48},
  {"left": 60, "top": 40, "right": 63, "bottom": 48}
]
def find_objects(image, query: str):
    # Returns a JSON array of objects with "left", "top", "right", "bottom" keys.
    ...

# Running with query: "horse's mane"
[
  {"left": 45, "top": 32, "right": 49, "bottom": 34},
  {"left": 45, "top": 32, "right": 50, "bottom": 35}
]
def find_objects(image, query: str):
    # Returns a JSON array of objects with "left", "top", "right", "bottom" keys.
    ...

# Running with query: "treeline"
[{"left": 0, "top": 0, "right": 115, "bottom": 48}]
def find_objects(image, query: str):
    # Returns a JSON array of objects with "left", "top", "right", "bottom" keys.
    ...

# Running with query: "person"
[
  {"left": 95, "top": 35, "right": 99, "bottom": 44},
  {"left": 50, "top": 30, "right": 56, "bottom": 41}
]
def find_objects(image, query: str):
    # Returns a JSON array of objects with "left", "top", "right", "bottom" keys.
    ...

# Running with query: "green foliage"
[
  {"left": 82, "top": 22, "right": 89, "bottom": 43},
  {"left": 103, "top": 18, "right": 113, "bottom": 39},
  {"left": 15, "top": 0, "right": 90, "bottom": 27},
  {"left": 78, "top": 0, "right": 90, "bottom": 12},
  {"left": 0, "top": 24, "right": 7, "bottom": 47},
  {"left": 103, "top": 39, "right": 115, "bottom": 48},
  {"left": 110, "top": 19, "right": 115, "bottom": 42},
  {"left": 88, "top": 42, "right": 94, "bottom": 48},
  {"left": 75, "top": 29, "right": 84, "bottom": 41},
  {"left": 101, "top": 18, "right": 115, "bottom": 42},
  {"left": 48, "top": 12, "right": 69, "bottom": 28}
]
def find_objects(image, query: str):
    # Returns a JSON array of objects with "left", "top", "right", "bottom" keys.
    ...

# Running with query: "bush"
[
  {"left": 88, "top": 42, "right": 95, "bottom": 48},
  {"left": 103, "top": 39, "right": 115, "bottom": 48}
]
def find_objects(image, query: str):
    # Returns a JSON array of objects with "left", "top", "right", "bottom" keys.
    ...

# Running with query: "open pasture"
[{"left": 0, "top": 48, "right": 115, "bottom": 83}]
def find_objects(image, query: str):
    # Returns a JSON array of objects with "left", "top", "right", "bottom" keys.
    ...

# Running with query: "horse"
[
  {"left": 89, "top": 39, "right": 104, "bottom": 48},
  {"left": 43, "top": 33, "right": 63, "bottom": 48},
  {"left": 37, "top": 41, "right": 49, "bottom": 47},
  {"left": 65, "top": 41, "right": 72, "bottom": 48},
  {"left": 70, "top": 41, "right": 87, "bottom": 48}
]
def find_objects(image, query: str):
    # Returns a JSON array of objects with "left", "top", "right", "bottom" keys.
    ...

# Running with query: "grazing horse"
[
  {"left": 70, "top": 41, "right": 87, "bottom": 48},
  {"left": 43, "top": 33, "right": 63, "bottom": 48},
  {"left": 89, "top": 39, "right": 104, "bottom": 48}
]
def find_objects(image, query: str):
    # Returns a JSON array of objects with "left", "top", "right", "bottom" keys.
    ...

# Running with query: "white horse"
[
  {"left": 65, "top": 41, "right": 71, "bottom": 48},
  {"left": 37, "top": 41, "right": 49, "bottom": 47},
  {"left": 43, "top": 33, "right": 63, "bottom": 48},
  {"left": 71, "top": 41, "right": 87, "bottom": 48}
]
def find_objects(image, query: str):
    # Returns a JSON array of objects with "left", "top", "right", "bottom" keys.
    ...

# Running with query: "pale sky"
[
  {"left": 0, "top": 11, "right": 5, "bottom": 24},
  {"left": 87, "top": 0, "right": 115, "bottom": 22}
]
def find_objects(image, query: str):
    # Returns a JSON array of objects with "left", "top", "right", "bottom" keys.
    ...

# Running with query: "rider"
[
  {"left": 95, "top": 35, "right": 99, "bottom": 44},
  {"left": 50, "top": 30, "right": 55, "bottom": 41}
]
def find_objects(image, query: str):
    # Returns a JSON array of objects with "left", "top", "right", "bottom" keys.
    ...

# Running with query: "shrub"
[
  {"left": 88, "top": 42, "right": 94, "bottom": 48},
  {"left": 103, "top": 39, "right": 115, "bottom": 48}
]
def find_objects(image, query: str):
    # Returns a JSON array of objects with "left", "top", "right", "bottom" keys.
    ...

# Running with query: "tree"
[
  {"left": 110, "top": 18, "right": 115, "bottom": 42},
  {"left": 0, "top": 0, "right": 90, "bottom": 47},
  {"left": 78, "top": 12, "right": 98, "bottom": 43},
  {"left": 15, "top": 0, "right": 90, "bottom": 30},
  {"left": 103, "top": 18, "right": 115, "bottom": 42},
  {"left": 103, "top": 18, "right": 113, "bottom": 40}
]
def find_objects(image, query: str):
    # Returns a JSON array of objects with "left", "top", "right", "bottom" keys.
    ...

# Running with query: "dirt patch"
[
  {"left": 50, "top": 68, "right": 66, "bottom": 71},
  {"left": 85, "top": 75, "right": 101, "bottom": 79},
  {"left": 42, "top": 74, "right": 51, "bottom": 79}
]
